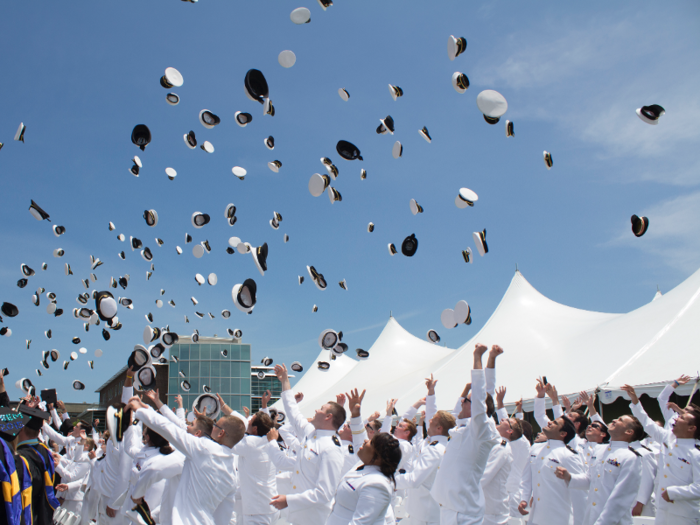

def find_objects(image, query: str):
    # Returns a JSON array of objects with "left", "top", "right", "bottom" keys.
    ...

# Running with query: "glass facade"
[
  {"left": 251, "top": 368, "right": 282, "bottom": 413},
  {"left": 168, "top": 341, "right": 251, "bottom": 412}
]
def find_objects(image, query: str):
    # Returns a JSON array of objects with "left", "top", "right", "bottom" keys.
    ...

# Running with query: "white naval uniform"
[
  {"left": 495, "top": 408, "right": 530, "bottom": 519},
  {"left": 430, "top": 369, "right": 501, "bottom": 525},
  {"left": 480, "top": 439, "right": 512, "bottom": 525},
  {"left": 395, "top": 434, "right": 448, "bottom": 524},
  {"left": 118, "top": 437, "right": 167, "bottom": 524},
  {"left": 274, "top": 390, "right": 344, "bottom": 525},
  {"left": 95, "top": 434, "right": 132, "bottom": 525},
  {"left": 568, "top": 441, "right": 642, "bottom": 525},
  {"left": 628, "top": 441, "right": 657, "bottom": 516},
  {"left": 55, "top": 448, "right": 92, "bottom": 515},
  {"left": 326, "top": 464, "right": 393, "bottom": 525},
  {"left": 232, "top": 434, "right": 280, "bottom": 525},
  {"left": 340, "top": 440, "right": 360, "bottom": 478},
  {"left": 80, "top": 456, "right": 102, "bottom": 525},
  {"left": 135, "top": 407, "right": 237, "bottom": 525},
  {"left": 519, "top": 439, "right": 585, "bottom": 525},
  {"left": 132, "top": 450, "right": 186, "bottom": 525},
  {"left": 630, "top": 401, "right": 700, "bottom": 525}
]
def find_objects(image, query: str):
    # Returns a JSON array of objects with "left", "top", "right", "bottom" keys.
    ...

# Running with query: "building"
[
  {"left": 168, "top": 336, "right": 252, "bottom": 413},
  {"left": 251, "top": 366, "right": 284, "bottom": 413}
]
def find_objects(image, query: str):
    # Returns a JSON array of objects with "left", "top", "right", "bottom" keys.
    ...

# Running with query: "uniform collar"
[
  {"left": 606, "top": 440, "right": 629, "bottom": 450},
  {"left": 675, "top": 438, "right": 696, "bottom": 447},
  {"left": 361, "top": 464, "right": 382, "bottom": 474},
  {"left": 311, "top": 429, "right": 337, "bottom": 438},
  {"left": 546, "top": 439, "right": 565, "bottom": 448},
  {"left": 430, "top": 435, "right": 449, "bottom": 445}
]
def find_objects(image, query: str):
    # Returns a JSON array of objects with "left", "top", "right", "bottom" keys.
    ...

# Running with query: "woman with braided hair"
[{"left": 326, "top": 387, "right": 402, "bottom": 525}]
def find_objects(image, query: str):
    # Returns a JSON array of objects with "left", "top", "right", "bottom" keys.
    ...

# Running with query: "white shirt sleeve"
[
  {"left": 380, "top": 415, "right": 392, "bottom": 434},
  {"left": 534, "top": 397, "right": 550, "bottom": 431},
  {"left": 43, "top": 421, "right": 67, "bottom": 446},
  {"left": 485, "top": 367, "right": 496, "bottom": 398},
  {"left": 121, "top": 385, "right": 134, "bottom": 404},
  {"left": 425, "top": 395, "right": 438, "bottom": 424},
  {"left": 159, "top": 404, "right": 187, "bottom": 430},
  {"left": 281, "top": 390, "right": 314, "bottom": 438},
  {"left": 551, "top": 404, "right": 563, "bottom": 419}
]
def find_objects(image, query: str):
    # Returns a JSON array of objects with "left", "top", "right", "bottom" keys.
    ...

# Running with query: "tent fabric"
[{"left": 284, "top": 268, "right": 700, "bottom": 418}]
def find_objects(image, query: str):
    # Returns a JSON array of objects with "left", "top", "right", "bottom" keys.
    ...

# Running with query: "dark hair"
[
  {"left": 371, "top": 433, "right": 402, "bottom": 485},
  {"left": 400, "top": 419, "right": 418, "bottom": 440},
  {"left": 685, "top": 405, "right": 700, "bottom": 440},
  {"left": 252, "top": 412, "right": 274, "bottom": 437},
  {"left": 367, "top": 420, "right": 382, "bottom": 433},
  {"left": 195, "top": 414, "right": 214, "bottom": 437},
  {"left": 520, "top": 420, "right": 534, "bottom": 444},
  {"left": 560, "top": 416, "right": 576, "bottom": 444},
  {"left": 485, "top": 393, "right": 495, "bottom": 418},
  {"left": 145, "top": 427, "right": 173, "bottom": 455},
  {"left": 628, "top": 416, "right": 645, "bottom": 442},
  {"left": 326, "top": 402, "right": 347, "bottom": 430},
  {"left": 219, "top": 415, "right": 246, "bottom": 445},
  {"left": 59, "top": 420, "right": 74, "bottom": 437},
  {"left": 569, "top": 412, "right": 589, "bottom": 437}
]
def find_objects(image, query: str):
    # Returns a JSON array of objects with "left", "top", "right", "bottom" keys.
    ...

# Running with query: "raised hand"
[
  {"left": 571, "top": 397, "right": 583, "bottom": 412},
  {"left": 367, "top": 411, "right": 380, "bottom": 422},
  {"left": 545, "top": 383, "right": 558, "bottom": 401},
  {"left": 336, "top": 393, "right": 346, "bottom": 407},
  {"left": 126, "top": 396, "right": 147, "bottom": 413},
  {"left": 294, "top": 392, "right": 304, "bottom": 403},
  {"left": 495, "top": 386, "right": 506, "bottom": 408},
  {"left": 175, "top": 394, "right": 183, "bottom": 408},
  {"left": 274, "top": 364, "right": 289, "bottom": 384},
  {"left": 535, "top": 378, "right": 546, "bottom": 398},
  {"left": 144, "top": 389, "right": 159, "bottom": 403},
  {"left": 461, "top": 383, "right": 472, "bottom": 399},
  {"left": 667, "top": 402, "right": 683, "bottom": 415},
  {"left": 561, "top": 395, "right": 571, "bottom": 412},
  {"left": 242, "top": 406, "right": 250, "bottom": 418},
  {"left": 579, "top": 391, "right": 594, "bottom": 408},
  {"left": 94, "top": 418, "right": 100, "bottom": 426},
  {"left": 425, "top": 374, "right": 438, "bottom": 396},
  {"left": 515, "top": 398, "right": 523, "bottom": 414},
  {"left": 262, "top": 390, "right": 272, "bottom": 408},
  {"left": 386, "top": 399, "right": 397, "bottom": 416},
  {"left": 267, "top": 427, "right": 279, "bottom": 442},
  {"left": 346, "top": 388, "right": 366, "bottom": 419},
  {"left": 413, "top": 397, "right": 426, "bottom": 409},
  {"left": 57, "top": 400, "right": 65, "bottom": 411},
  {"left": 555, "top": 466, "right": 571, "bottom": 482},
  {"left": 676, "top": 375, "right": 692, "bottom": 386},
  {"left": 621, "top": 384, "right": 639, "bottom": 405},
  {"left": 474, "top": 343, "right": 488, "bottom": 357},
  {"left": 216, "top": 394, "right": 232, "bottom": 416}
]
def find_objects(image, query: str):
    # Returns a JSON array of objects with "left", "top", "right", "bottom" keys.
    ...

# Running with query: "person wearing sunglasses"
[{"left": 555, "top": 413, "right": 644, "bottom": 525}]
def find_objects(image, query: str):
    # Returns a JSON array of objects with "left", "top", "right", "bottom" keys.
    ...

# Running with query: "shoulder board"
[
  {"left": 628, "top": 446, "right": 641, "bottom": 457},
  {"left": 501, "top": 440, "right": 507, "bottom": 446},
  {"left": 566, "top": 445, "right": 578, "bottom": 454},
  {"left": 695, "top": 444, "right": 700, "bottom": 452},
  {"left": 640, "top": 444, "right": 652, "bottom": 452},
  {"left": 278, "top": 443, "right": 286, "bottom": 451},
  {"left": 355, "top": 464, "right": 365, "bottom": 471},
  {"left": 398, "top": 468, "right": 406, "bottom": 474},
  {"left": 133, "top": 419, "right": 140, "bottom": 426},
  {"left": 430, "top": 440, "right": 439, "bottom": 446},
  {"left": 332, "top": 435, "right": 341, "bottom": 446},
  {"left": 348, "top": 444, "right": 354, "bottom": 454}
]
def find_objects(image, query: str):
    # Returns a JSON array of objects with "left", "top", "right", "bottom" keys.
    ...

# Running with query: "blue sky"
[{"left": 1, "top": 1, "right": 699, "bottom": 403}]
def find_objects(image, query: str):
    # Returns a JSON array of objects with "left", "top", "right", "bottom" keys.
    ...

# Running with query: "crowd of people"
[{"left": 1, "top": 344, "right": 699, "bottom": 525}]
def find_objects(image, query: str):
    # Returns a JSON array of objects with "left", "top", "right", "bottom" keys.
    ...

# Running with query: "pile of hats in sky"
[
  {"left": 317, "top": 328, "right": 368, "bottom": 370},
  {"left": 0, "top": 5, "right": 665, "bottom": 390}
]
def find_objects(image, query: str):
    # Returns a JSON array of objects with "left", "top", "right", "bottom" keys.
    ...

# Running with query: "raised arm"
[
  {"left": 265, "top": 428, "right": 298, "bottom": 471},
  {"left": 122, "top": 367, "right": 135, "bottom": 403},
  {"left": 495, "top": 386, "right": 508, "bottom": 423},
  {"left": 580, "top": 391, "right": 603, "bottom": 424},
  {"left": 622, "top": 385, "right": 670, "bottom": 445},
  {"left": 129, "top": 397, "right": 200, "bottom": 459},
  {"left": 425, "top": 374, "right": 438, "bottom": 422},
  {"left": 659, "top": 375, "right": 691, "bottom": 427},
  {"left": 275, "top": 364, "right": 314, "bottom": 438},
  {"left": 533, "top": 378, "right": 550, "bottom": 430},
  {"left": 381, "top": 399, "right": 397, "bottom": 433},
  {"left": 485, "top": 346, "right": 502, "bottom": 397},
  {"left": 346, "top": 388, "right": 368, "bottom": 449},
  {"left": 546, "top": 383, "right": 562, "bottom": 419}
]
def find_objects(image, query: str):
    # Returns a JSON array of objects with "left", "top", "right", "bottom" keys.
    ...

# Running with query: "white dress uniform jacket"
[
  {"left": 326, "top": 464, "right": 393, "bottom": 525},
  {"left": 480, "top": 439, "right": 512, "bottom": 525},
  {"left": 568, "top": 441, "right": 642, "bottom": 525},
  {"left": 395, "top": 434, "right": 448, "bottom": 522},
  {"left": 628, "top": 441, "right": 657, "bottom": 515},
  {"left": 430, "top": 369, "right": 501, "bottom": 525},
  {"left": 630, "top": 401, "right": 700, "bottom": 523},
  {"left": 135, "top": 407, "right": 237, "bottom": 525},
  {"left": 519, "top": 439, "right": 585, "bottom": 525},
  {"left": 274, "top": 390, "right": 344, "bottom": 525},
  {"left": 232, "top": 434, "right": 278, "bottom": 517}
]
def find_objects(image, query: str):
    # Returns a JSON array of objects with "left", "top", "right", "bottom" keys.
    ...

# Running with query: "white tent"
[{"left": 285, "top": 268, "right": 700, "bottom": 417}]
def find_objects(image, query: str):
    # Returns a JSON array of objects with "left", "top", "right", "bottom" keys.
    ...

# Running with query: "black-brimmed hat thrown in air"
[
  {"left": 95, "top": 291, "right": 118, "bottom": 322},
  {"left": 166, "top": 93, "right": 180, "bottom": 106},
  {"left": 184, "top": 130, "right": 197, "bottom": 149},
  {"left": 143, "top": 209, "right": 158, "bottom": 227},
  {"left": 131, "top": 125, "right": 151, "bottom": 151},
  {"left": 338, "top": 88, "right": 350, "bottom": 101},
  {"left": 388, "top": 243, "right": 397, "bottom": 256},
  {"left": 636, "top": 104, "right": 665, "bottom": 125},
  {"left": 506, "top": 120, "right": 514, "bottom": 137},
  {"left": 401, "top": 234, "right": 418, "bottom": 257},
  {"left": 418, "top": 127, "right": 432, "bottom": 143},
  {"left": 392, "top": 141, "right": 403, "bottom": 159},
  {"left": 29, "top": 200, "right": 51, "bottom": 222},
  {"left": 476, "top": 90, "right": 508, "bottom": 124},
  {"left": 191, "top": 212, "right": 210, "bottom": 229},
  {"left": 448, "top": 35, "right": 467, "bottom": 61},
  {"left": 543, "top": 151, "right": 553, "bottom": 169},
  {"left": 462, "top": 247, "right": 473, "bottom": 264},
  {"left": 427, "top": 329, "right": 440, "bottom": 344},
  {"left": 307, "top": 265, "right": 327, "bottom": 290},
  {"left": 235, "top": 112, "right": 253, "bottom": 127},
  {"left": 388, "top": 84, "right": 403, "bottom": 101},
  {"left": 336, "top": 140, "right": 363, "bottom": 161},
  {"left": 160, "top": 67, "right": 184, "bottom": 89},
  {"left": 454, "top": 300, "right": 472, "bottom": 325},
  {"left": 377, "top": 115, "right": 395, "bottom": 135},
  {"left": 264, "top": 136, "right": 275, "bottom": 150},
  {"left": 199, "top": 110, "right": 220, "bottom": 129},
  {"left": 451, "top": 72, "right": 469, "bottom": 93},
  {"left": 409, "top": 199, "right": 423, "bottom": 215},
  {"left": 290, "top": 7, "right": 311, "bottom": 24},
  {"left": 631, "top": 215, "right": 649, "bottom": 237},
  {"left": 251, "top": 243, "right": 268, "bottom": 276},
  {"left": 309, "top": 173, "right": 331, "bottom": 197},
  {"left": 473, "top": 229, "right": 488, "bottom": 256},
  {"left": 193, "top": 394, "right": 221, "bottom": 419},
  {"left": 127, "top": 345, "right": 152, "bottom": 371},
  {"left": 14, "top": 123, "right": 26, "bottom": 143},
  {"left": 232, "top": 278, "right": 257, "bottom": 313},
  {"left": 455, "top": 187, "right": 478, "bottom": 209}
]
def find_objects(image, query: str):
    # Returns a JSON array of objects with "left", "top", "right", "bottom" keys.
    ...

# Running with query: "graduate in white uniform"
[
  {"left": 268, "top": 364, "right": 345, "bottom": 525},
  {"left": 54, "top": 434, "right": 94, "bottom": 516},
  {"left": 495, "top": 396, "right": 530, "bottom": 521},
  {"left": 126, "top": 395, "right": 246, "bottom": 525},
  {"left": 430, "top": 344, "right": 502, "bottom": 525},
  {"left": 518, "top": 412, "right": 586, "bottom": 525},
  {"left": 327, "top": 387, "right": 401, "bottom": 525},
  {"left": 622, "top": 384, "right": 700, "bottom": 525},
  {"left": 556, "top": 414, "right": 644, "bottom": 525}
]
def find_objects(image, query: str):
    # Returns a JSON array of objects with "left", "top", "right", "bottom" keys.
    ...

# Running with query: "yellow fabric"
[{"left": 1, "top": 470, "right": 20, "bottom": 502}]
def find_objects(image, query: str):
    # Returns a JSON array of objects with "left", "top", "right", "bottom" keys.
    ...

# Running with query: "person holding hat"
[
  {"left": 622, "top": 384, "right": 700, "bottom": 525},
  {"left": 15, "top": 398, "right": 61, "bottom": 525},
  {"left": 125, "top": 394, "right": 246, "bottom": 525},
  {"left": 555, "top": 413, "right": 643, "bottom": 525},
  {"left": 430, "top": 344, "right": 503, "bottom": 525},
  {"left": 267, "top": 364, "right": 345, "bottom": 525}
]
